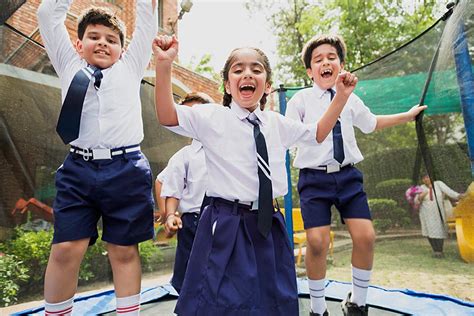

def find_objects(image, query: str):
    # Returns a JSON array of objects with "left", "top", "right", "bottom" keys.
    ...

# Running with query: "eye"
[
  {"left": 233, "top": 69, "right": 242, "bottom": 74},
  {"left": 253, "top": 68, "right": 262, "bottom": 74},
  {"left": 108, "top": 39, "right": 117, "bottom": 44}
]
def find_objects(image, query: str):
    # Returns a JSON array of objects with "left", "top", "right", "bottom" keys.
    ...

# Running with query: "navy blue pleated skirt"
[{"left": 174, "top": 197, "right": 298, "bottom": 316}]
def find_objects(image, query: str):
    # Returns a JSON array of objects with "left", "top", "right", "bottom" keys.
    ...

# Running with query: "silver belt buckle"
[
  {"left": 92, "top": 148, "right": 112, "bottom": 160},
  {"left": 326, "top": 165, "right": 340, "bottom": 173}
]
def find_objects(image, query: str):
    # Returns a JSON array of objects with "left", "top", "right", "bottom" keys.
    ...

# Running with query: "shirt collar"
[
  {"left": 312, "top": 83, "right": 336, "bottom": 99},
  {"left": 230, "top": 100, "right": 266, "bottom": 125}
]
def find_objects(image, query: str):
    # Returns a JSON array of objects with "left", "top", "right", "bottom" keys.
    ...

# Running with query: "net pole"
[
  {"left": 278, "top": 84, "right": 294, "bottom": 249},
  {"left": 453, "top": 16, "right": 474, "bottom": 179}
]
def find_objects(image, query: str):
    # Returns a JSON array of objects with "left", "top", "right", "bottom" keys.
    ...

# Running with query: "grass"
[{"left": 323, "top": 237, "right": 474, "bottom": 302}]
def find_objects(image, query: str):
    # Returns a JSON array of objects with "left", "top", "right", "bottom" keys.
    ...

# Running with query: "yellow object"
[
  {"left": 282, "top": 208, "right": 334, "bottom": 267},
  {"left": 453, "top": 182, "right": 474, "bottom": 263}
]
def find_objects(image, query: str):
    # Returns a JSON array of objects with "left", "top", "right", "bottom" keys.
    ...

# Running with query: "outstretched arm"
[
  {"left": 153, "top": 35, "right": 179, "bottom": 126},
  {"left": 316, "top": 72, "right": 357, "bottom": 143},
  {"left": 375, "top": 105, "right": 427, "bottom": 130}
]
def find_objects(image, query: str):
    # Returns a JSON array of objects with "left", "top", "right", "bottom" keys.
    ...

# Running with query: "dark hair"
[
  {"left": 77, "top": 8, "right": 126, "bottom": 47},
  {"left": 221, "top": 47, "right": 272, "bottom": 110},
  {"left": 180, "top": 92, "right": 215, "bottom": 105},
  {"left": 301, "top": 34, "right": 346, "bottom": 69}
]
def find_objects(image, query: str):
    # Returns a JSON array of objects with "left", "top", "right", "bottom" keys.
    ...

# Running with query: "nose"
[
  {"left": 98, "top": 37, "right": 108, "bottom": 46},
  {"left": 243, "top": 67, "right": 253, "bottom": 78}
]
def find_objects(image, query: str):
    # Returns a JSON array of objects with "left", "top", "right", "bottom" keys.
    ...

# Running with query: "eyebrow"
[
  {"left": 313, "top": 52, "right": 337, "bottom": 59},
  {"left": 231, "top": 62, "right": 264, "bottom": 68},
  {"left": 86, "top": 31, "right": 119, "bottom": 39}
]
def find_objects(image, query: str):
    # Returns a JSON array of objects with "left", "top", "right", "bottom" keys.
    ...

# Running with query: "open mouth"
[
  {"left": 239, "top": 84, "right": 256, "bottom": 98},
  {"left": 321, "top": 69, "right": 333, "bottom": 78}
]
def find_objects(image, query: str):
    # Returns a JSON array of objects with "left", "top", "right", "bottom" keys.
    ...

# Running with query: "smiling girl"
[{"left": 153, "top": 35, "right": 357, "bottom": 315}]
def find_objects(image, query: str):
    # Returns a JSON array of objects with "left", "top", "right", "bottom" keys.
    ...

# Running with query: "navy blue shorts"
[
  {"left": 52, "top": 150, "right": 155, "bottom": 246},
  {"left": 298, "top": 166, "right": 371, "bottom": 229},
  {"left": 171, "top": 212, "right": 200, "bottom": 293},
  {"left": 175, "top": 197, "right": 298, "bottom": 316}
]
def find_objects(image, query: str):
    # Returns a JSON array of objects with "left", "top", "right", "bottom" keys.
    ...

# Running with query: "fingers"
[{"left": 338, "top": 71, "right": 357, "bottom": 86}]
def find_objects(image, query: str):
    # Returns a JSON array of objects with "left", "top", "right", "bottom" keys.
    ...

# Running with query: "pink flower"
[{"left": 405, "top": 185, "right": 423, "bottom": 210}]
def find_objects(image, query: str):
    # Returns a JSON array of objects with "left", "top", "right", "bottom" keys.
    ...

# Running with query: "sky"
[{"left": 177, "top": 0, "right": 277, "bottom": 78}]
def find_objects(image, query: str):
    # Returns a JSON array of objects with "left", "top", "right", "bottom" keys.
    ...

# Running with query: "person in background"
[
  {"left": 154, "top": 92, "right": 214, "bottom": 293},
  {"left": 416, "top": 174, "right": 464, "bottom": 258}
]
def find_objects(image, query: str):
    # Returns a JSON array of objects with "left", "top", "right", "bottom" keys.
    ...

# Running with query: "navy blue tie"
[
  {"left": 56, "top": 66, "right": 103, "bottom": 144},
  {"left": 328, "top": 89, "right": 345, "bottom": 164},
  {"left": 247, "top": 117, "right": 273, "bottom": 237}
]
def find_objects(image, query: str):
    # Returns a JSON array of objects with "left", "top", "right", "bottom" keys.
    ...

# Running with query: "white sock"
[
  {"left": 351, "top": 265, "right": 371, "bottom": 306},
  {"left": 116, "top": 293, "right": 140, "bottom": 315},
  {"left": 44, "top": 297, "right": 73, "bottom": 316},
  {"left": 308, "top": 278, "right": 327, "bottom": 314}
]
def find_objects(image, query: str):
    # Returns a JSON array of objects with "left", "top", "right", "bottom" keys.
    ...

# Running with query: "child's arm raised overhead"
[
  {"left": 375, "top": 104, "right": 428, "bottom": 130},
  {"left": 153, "top": 35, "right": 179, "bottom": 126},
  {"left": 122, "top": 0, "right": 157, "bottom": 76},
  {"left": 316, "top": 71, "right": 357, "bottom": 143},
  {"left": 37, "top": 0, "right": 78, "bottom": 77}
]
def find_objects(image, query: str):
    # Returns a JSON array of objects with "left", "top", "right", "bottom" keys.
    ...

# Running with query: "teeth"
[
  {"left": 321, "top": 69, "right": 332, "bottom": 75},
  {"left": 240, "top": 85, "right": 255, "bottom": 89}
]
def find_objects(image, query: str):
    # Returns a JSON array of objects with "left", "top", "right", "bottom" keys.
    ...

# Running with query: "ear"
[
  {"left": 76, "top": 39, "right": 83, "bottom": 56},
  {"left": 264, "top": 81, "right": 272, "bottom": 95},
  {"left": 340, "top": 62, "right": 345, "bottom": 72},
  {"left": 224, "top": 81, "right": 231, "bottom": 94},
  {"left": 306, "top": 68, "right": 313, "bottom": 80}
]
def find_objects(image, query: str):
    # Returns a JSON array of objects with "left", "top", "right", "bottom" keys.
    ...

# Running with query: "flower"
[{"left": 405, "top": 185, "right": 423, "bottom": 210}]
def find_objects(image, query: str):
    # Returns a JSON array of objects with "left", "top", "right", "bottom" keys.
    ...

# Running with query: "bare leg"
[
  {"left": 44, "top": 238, "right": 90, "bottom": 303},
  {"left": 107, "top": 243, "right": 142, "bottom": 297}
]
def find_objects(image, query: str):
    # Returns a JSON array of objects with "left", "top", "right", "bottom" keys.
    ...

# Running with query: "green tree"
[
  {"left": 246, "top": 0, "right": 444, "bottom": 82},
  {"left": 186, "top": 53, "right": 220, "bottom": 82}
]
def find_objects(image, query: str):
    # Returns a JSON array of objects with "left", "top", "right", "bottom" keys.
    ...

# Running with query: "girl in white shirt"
[{"left": 153, "top": 34, "right": 356, "bottom": 316}]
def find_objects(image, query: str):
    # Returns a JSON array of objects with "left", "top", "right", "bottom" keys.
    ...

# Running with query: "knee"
[
  {"left": 352, "top": 229, "right": 376, "bottom": 252},
  {"left": 49, "top": 242, "right": 86, "bottom": 266},
  {"left": 107, "top": 244, "right": 139, "bottom": 265},
  {"left": 306, "top": 233, "right": 331, "bottom": 256}
]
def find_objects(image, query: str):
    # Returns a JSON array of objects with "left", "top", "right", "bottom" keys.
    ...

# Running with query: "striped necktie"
[
  {"left": 247, "top": 116, "right": 273, "bottom": 237},
  {"left": 56, "top": 65, "right": 103, "bottom": 144},
  {"left": 328, "top": 89, "right": 345, "bottom": 164}
]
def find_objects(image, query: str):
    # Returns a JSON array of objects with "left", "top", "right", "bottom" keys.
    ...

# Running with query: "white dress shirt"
[
  {"left": 37, "top": 0, "right": 157, "bottom": 149},
  {"left": 286, "top": 84, "right": 377, "bottom": 169},
  {"left": 159, "top": 140, "right": 208, "bottom": 214},
  {"left": 172, "top": 101, "right": 317, "bottom": 202}
]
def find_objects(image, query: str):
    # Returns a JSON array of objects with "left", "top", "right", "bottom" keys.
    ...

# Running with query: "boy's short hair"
[
  {"left": 78, "top": 8, "right": 126, "bottom": 47},
  {"left": 180, "top": 92, "right": 214, "bottom": 105},
  {"left": 301, "top": 35, "right": 347, "bottom": 69}
]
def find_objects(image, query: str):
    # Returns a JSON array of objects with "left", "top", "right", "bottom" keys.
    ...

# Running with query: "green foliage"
[
  {"left": 0, "top": 227, "right": 164, "bottom": 303},
  {"left": 139, "top": 240, "right": 164, "bottom": 273},
  {"left": 186, "top": 54, "right": 220, "bottom": 82},
  {"left": 246, "top": 0, "right": 443, "bottom": 84},
  {"left": 0, "top": 254, "right": 29, "bottom": 306},
  {"left": 372, "top": 218, "right": 392, "bottom": 233},
  {"left": 2, "top": 228, "right": 53, "bottom": 292},
  {"left": 375, "top": 178, "right": 412, "bottom": 207},
  {"left": 368, "top": 198, "right": 410, "bottom": 232}
]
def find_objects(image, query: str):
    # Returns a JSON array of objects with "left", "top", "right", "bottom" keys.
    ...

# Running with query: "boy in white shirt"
[
  {"left": 37, "top": 1, "right": 157, "bottom": 314},
  {"left": 286, "top": 34, "right": 426, "bottom": 316},
  {"left": 155, "top": 92, "right": 213, "bottom": 293}
]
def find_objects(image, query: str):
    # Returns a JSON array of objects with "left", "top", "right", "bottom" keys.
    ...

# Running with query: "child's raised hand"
[
  {"left": 335, "top": 71, "right": 358, "bottom": 98},
  {"left": 407, "top": 104, "right": 428, "bottom": 120},
  {"left": 153, "top": 35, "right": 179, "bottom": 64}
]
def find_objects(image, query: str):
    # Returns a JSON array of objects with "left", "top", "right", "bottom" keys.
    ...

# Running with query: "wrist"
[{"left": 165, "top": 212, "right": 178, "bottom": 220}]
